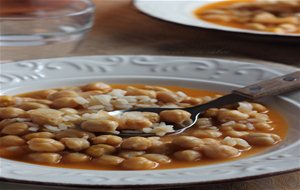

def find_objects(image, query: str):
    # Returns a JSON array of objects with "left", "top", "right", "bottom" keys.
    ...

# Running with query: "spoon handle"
[{"left": 232, "top": 71, "right": 300, "bottom": 100}]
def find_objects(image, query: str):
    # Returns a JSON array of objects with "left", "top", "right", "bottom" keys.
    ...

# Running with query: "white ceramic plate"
[
  {"left": 0, "top": 55, "right": 300, "bottom": 189},
  {"left": 133, "top": 0, "right": 300, "bottom": 38}
]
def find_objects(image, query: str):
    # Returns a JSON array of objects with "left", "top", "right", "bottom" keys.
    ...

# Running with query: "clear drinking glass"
[{"left": 0, "top": 0, "right": 95, "bottom": 61}]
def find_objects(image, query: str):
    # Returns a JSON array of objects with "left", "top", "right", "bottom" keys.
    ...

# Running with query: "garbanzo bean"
[
  {"left": 27, "top": 108, "right": 63, "bottom": 126},
  {"left": 63, "top": 153, "right": 90, "bottom": 162},
  {"left": 118, "top": 150, "right": 145, "bottom": 159},
  {"left": 121, "top": 137, "right": 152, "bottom": 151},
  {"left": 204, "top": 108, "right": 219, "bottom": 117},
  {"left": 1, "top": 146, "right": 29, "bottom": 157},
  {"left": 92, "top": 135, "right": 122, "bottom": 146},
  {"left": 182, "top": 97, "right": 203, "bottom": 105},
  {"left": 24, "top": 132, "right": 55, "bottom": 140},
  {"left": 126, "top": 86, "right": 156, "bottom": 98},
  {"left": 195, "top": 118, "right": 213, "bottom": 128},
  {"left": 48, "top": 90, "right": 78, "bottom": 100},
  {"left": 93, "top": 155, "right": 124, "bottom": 166},
  {"left": 156, "top": 91, "right": 180, "bottom": 103},
  {"left": 51, "top": 97, "right": 79, "bottom": 109},
  {"left": 173, "top": 150, "right": 202, "bottom": 161},
  {"left": 86, "top": 144, "right": 115, "bottom": 157},
  {"left": 191, "top": 130, "right": 222, "bottom": 138},
  {"left": 148, "top": 142, "right": 175, "bottom": 155},
  {"left": 55, "top": 129, "right": 95, "bottom": 140},
  {"left": 59, "top": 108, "right": 78, "bottom": 114},
  {"left": 0, "top": 107, "right": 25, "bottom": 119},
  {"left": 119, "top": 117, "right": 152, "bottom": 130},
  {"left": 60, "top": 138, "right": 90, "bottom": 151},
  {"left": 17, "top": 102, "right": 48, "bottom": 111},
  {"left": 172, "top": 136, "right": 203, "bottom": 149},
  {"left": 0, "top": 135, "right": 26, "bottom": 146},
  {"left": 160, "top": 110, "right": 191, "bottom": 123},
  {"left": 224, "top": 130, "right": 249, "bottom": 138},
  {"left": 28, "top": 153, "right": 61, "bottom": 164},
  {"left": 245, "top": 133, "right": 281, "bottom": 146},
  {"left": 0, "top": 96, "right": 15, "bottom": 107},
  {"left": 142, "top": 154, "right": 171, "bottom": 164},
  {"left": 121, "top": 157, "right": 158, "bottom": 170},
  {"left": 28, "top": 138, "right": 65, "bottom": 152},
  {"left": 142, "top": 112, "right": 160, "bottom": 123},
  {"left": 81, "top": 82, "right": 111, "bottom": 92},
  {"left": 202, "top": 144, "right": 240, "bottom": 159},
  {"left": 1, "top": 122, "right": 28, "bottom": 135},
  {"left": 81, "top": 120, "right": 119, "bottom": 133},
  {"left": 251, "top": 103, "right": 268, "bottom": 113},
  {"left": 217, "top": 110, "right": 249, "bottom": 121},
  {"left": 254, "top": 123, "right": 273, "bottom": 131}
]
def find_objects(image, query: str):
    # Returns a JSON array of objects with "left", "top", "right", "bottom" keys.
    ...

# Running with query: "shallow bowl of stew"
[{"left": 0, "top": 55, "right": 299, "bottom": 189}]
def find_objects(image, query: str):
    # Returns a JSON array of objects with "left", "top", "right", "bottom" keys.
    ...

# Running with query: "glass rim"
[{"left": 0, "top": 0, "right": 95, "bottom": 20}]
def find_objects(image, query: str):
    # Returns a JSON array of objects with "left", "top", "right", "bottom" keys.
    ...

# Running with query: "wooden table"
[{"left": 1, "top": 0, "right": 299, "bottom": 189}]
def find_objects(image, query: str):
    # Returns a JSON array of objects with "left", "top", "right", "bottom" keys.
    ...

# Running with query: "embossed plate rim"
[{"left": 0, "top": 55, "right": 300, "bottom": 189}]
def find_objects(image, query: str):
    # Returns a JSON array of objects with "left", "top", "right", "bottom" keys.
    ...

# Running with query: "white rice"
[
  {"left": 28, "top": 126, "right": 39, "bottom": 132},
  {"left": 142, "top": 122, "right": 175, "bottom": 136},
  {"left": 108, "top": 89, "right": 126, "bottom": 97},
  {"left": 74, "top": 96, "right": 89, "bottom": 105},
  {"left": 176, "top": 91, "right": 187, "bottom": 98},
  {"left": 88, "top": 105, "right": 105, "bottom": 110},
  {"left": 221, "top": 121, "right": 236, "bottom": 126},
  {"left": 91, "top": 95, "right": 112, "bottom": 106},
  {"left": 62, "top": 114, "right": 81, "bottom": 122},
  {"left": 44, "top": 125, "right": 61, "bottom": 132},
  {"left": 238, "top": 102, "right": 253, "bottom": 114}
]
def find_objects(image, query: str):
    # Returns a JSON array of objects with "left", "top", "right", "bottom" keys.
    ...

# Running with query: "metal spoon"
[{"left": 107, "top": 71, "right": 300, "bottom": 137}]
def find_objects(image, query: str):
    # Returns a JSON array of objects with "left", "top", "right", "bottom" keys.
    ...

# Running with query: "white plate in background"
[{"left": 134, "top": 0, "right": 300, "bottom": 38}]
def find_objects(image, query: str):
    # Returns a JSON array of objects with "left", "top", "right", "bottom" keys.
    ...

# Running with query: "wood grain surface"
[{"left": 1, "top": 0, "right": 299, "bottom": 190}]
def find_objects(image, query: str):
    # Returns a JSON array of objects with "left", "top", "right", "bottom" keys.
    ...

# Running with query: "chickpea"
[
  {"left": 191, "top": 130, "right": 222, "bottom": 138},
  {"left": 142, "top": 112, "right": 160, "bottom": 123},
  {"left": 0, "top": 107, "right": 25, "bottom": 119},
  {"left": 60, "top": 138, "right": 90, "bottom": 151},
  {"left": 245, "top": 133, "right": 281, "bottom": 146},
  {"left": 172, "top": 136, "right": 203, "bottom": 149},
  {"left": 28, "top": 138, "right": 65, "bottom": 152},
  {"left": 81, "top": 120, "right": 119, "bottom": 133},
  {"left": 202, "top": 144, "right": 240, "bottom": 159},
  {"left": 0, "top": 96, "right": 15, "bottom": 107},
  {"left": 51, "top": 97, "right": 79, "bottom": 109},
  {"left": 217, "top": 110, "right": 249, "bottom": 121},
  {"left": 144, "top": 85, "right": 172, "bottom": 92},
  {"left": 126, "top": 86, "right": 156, "bottom": 98},
  {"left": 224, "top": 130, "right": 249, "bottom": 138},
  {"left": 27, "top": 89, "right": 57, "bottom": 99},
  {"left": 156, "top": 91, "right": 181, "bottom": 103},
  {"left": 160, "top": 110, "right": 191, "bottom": 123},
  {"left": 1, "top": 122, "right": 28, "bottom": 135},
  {"left": 80, "top": 91, "right": 106, "bottom": 99},
  {"left": 182, "top": 97, "right": 203, "bottom": 105},
  {"left": 28, "top": 153, "right": 61, "bottom": 164},
  {"left": 59, "top": 108, "right": 78, "bottom": 114},
  {"left": 92, "top": 135, "right": 122, "bottom": 146},
  {"left": 195, "top": 118, "right": 213, "bottom": 128},
  {"left": 48, "top": 90, "right": 78, "bottom": 100},
  {"left": 63, "top": 153, "right": 90, "bottom": 162},
  {"left": 86, "top": 144, "right": 115, "bottom": 157},
  {"left": 0, "top": 135, "right": 26, "bottom": 146},
  {"left": 17, "top": 102, "right": 48, "bottom": 111},
  {"left": 55, "top": 129, "right": 95, "bottom": 140},
  {"left": 81, "top": 82, "right": 111, "bottom": 92},
  {"left": 28, "top": 108, "right": 63, "bottom": 126},
  {"left": 94, "top": 155, "right": 124, "bottom": 166},
  {"left": 173, "top": 150, "right": 202, "bottom": 161},
  {"left": 121, "top": 157, "right": 158, "bottom": 170},
  {"left": 148, "top": 142, "right": 175, "bottom": 155},
  {"left": 118, "top": 150, "right": 145, "bottom": 159},
  {"left": 1, "top": 146, "right": 29, "bottom": 157},
  {"left": 251, "top": 103, "right": 268, "bottom": 113},
  {"left": 142, "top": 154, "right": 171, "bottom": 164},
  {"left": 119, "top": 116, "right": 152, "bottom": 130},
  {"left": 254, "top": 123, "right": 273, "bottom": 131},
  {"left": 202, "top": 138, "right": 221, "bottom": 145},
  {"left": 24, "top": 132, "right": 55, "bottom": 140},
  {"left": 204, "top": 108, "right": 219, "bottom": 117},
  {"left": 121, "top": 137, "right": 152, "bottom": 151}
]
